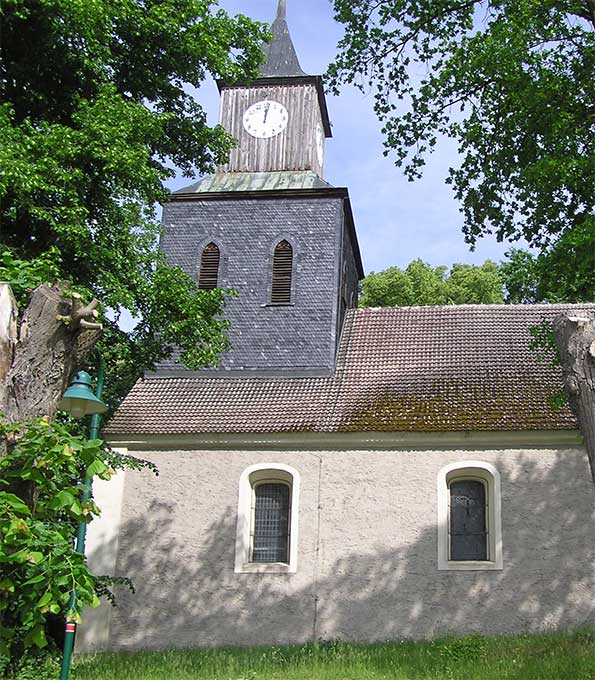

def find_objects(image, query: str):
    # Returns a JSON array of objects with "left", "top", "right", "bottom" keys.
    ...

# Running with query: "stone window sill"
[
  {"left": 235, "top": 562, "right": 294, "bottom": 574},
  {"left": 439, "top": 560, "right": 502, "bottom": 571}
]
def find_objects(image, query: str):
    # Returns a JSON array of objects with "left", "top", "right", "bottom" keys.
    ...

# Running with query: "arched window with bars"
[
  {"left": 271, "top": 240, "right": 293, "bottom": 304},
  {"left": 234, "top": 463, "right": 301, "bottom": 574},
  {"left": 252, "top": 482, "right": 290, "bottom": 563},
  {"left": 198, "top": 242, "right": 220, "bottom": 290},
  {"left": 449, "top": 479, "right": 487, "bottom": 561},
  {"left": 437, "top": 461, "right": 503, "bottom": 571}
]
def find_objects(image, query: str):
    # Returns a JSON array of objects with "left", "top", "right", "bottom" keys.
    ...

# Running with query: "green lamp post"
[
  {"left": 58, "top": 371, "right": 108, "bottom": 420},
  {"left": 58, "top": 357, "right": 108, "bottom": 680}
]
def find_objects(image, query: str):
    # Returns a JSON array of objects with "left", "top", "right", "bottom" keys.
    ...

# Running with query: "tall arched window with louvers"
[
  {"left": 271, "top": 240, "right": 293, "bottom": 304},
  {"left": 198, "top": 242, "right": 220, "bottom": 290}
]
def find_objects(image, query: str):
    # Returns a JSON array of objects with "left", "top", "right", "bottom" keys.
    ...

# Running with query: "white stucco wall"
[
  {"left": 82, "top": 444, "right": 595, "bottom": 650},
  {"left": 77, "top": 468, "right": 126, "bottom": 651}
]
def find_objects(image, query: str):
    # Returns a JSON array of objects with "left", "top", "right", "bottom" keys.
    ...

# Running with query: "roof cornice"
[
  {"left": 170, "top": 185, "right": 350, "bottom": 202},
  {"left": 106, "top": 429, "right": 584, "bottom": 451}
]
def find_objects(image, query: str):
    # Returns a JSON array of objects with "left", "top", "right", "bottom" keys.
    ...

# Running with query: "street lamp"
[
  {"left": 58, "top": 356, "right": 108, "bottom": 680},
  {"left": 58, "top": 371, "right": 108, "bottom": 419}
]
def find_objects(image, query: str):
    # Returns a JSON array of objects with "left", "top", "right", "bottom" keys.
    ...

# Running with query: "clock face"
[{"left": 243, "top": 100, "right": 289, "bottom": 139}]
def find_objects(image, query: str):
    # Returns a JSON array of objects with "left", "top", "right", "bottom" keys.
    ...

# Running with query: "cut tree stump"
[
  {"left": 553, "top": 313, "right": 595, "bottom": 484},
  {"left": 0, "top": 283, "right": 102, "bottom": 424}
]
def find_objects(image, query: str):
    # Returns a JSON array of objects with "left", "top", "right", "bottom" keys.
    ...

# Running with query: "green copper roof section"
[{"left": 174, "top": 171, "right": 333, "bottom": 194}]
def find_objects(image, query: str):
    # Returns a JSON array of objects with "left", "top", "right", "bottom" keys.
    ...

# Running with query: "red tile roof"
[{"left": 106, "top": 304, "right": 595, "bottom": 435}]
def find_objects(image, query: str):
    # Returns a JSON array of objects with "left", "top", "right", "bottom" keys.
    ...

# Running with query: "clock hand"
[{"left": 263, "top": 103, "right": 270, "bottom": 123}]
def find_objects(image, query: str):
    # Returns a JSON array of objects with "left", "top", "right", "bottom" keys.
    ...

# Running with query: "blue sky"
[{"left": 167, "top": 0, "right": 514, "bottom": 275}]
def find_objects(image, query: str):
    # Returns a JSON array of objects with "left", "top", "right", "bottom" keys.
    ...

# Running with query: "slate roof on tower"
[
  {"left": 106, "top": 303, "right": 595, "bottom": 436},
  {"left": 260, "top": 0, "right": 307, "bottom": 77}
]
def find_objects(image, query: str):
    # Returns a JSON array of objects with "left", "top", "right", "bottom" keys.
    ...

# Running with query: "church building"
[{"left": 80, "top": 1, "right": 595, "bottom": 650}]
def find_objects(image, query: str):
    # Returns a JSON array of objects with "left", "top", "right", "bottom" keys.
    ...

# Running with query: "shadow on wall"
[{"left": 86, "top": 449, "right": 595, "bottom": 650}]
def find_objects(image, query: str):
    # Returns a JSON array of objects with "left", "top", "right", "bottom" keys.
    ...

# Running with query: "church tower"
[
  {"left": 159, "top": 0, "right": 363, "bottom": 375},
  {"left": 218, "top": 0, "right": 330, "bottom": 177}
]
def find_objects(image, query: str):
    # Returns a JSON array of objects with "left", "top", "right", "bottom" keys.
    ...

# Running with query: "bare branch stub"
[
  {"left": 56, "top": 294, "right": 102, "bottom": 331},
  {"left": 79, "top": 319, "right": 102, "bottom": 330}
]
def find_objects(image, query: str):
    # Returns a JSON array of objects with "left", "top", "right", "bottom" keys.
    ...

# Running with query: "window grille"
[
  {"left": 252, "top": 482, "right": 290, "bottom": 563},
  {"left": 199, "top": 242, "right": 220, "bottom": 290},
  {"left": 271, "top": 240, "right": 293, "bottom": 304},
  {"left": 449, "top": 480, "right": 487, "bottom": 560}
]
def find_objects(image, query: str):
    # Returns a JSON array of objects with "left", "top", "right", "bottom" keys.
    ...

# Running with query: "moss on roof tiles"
[{"left": 106, "top": 304, "right": 595, "bottom": 436}]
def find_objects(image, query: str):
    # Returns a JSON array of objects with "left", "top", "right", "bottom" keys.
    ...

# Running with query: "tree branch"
[
  {"left": 56, "top": 293, "right": 102, "bottom": 331},
  {"left": 361, "top": 0, "right": 484, "bottom": 70}
]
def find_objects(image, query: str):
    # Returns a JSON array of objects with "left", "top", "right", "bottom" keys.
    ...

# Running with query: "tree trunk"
[
  {"left": 553, "top": 313, "right": 595, "bottom": 484},
  {"left": 0, "top": 283, "right": 102, "bottom": 425}
]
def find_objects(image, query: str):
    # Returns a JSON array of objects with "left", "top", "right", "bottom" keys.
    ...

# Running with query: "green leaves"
[
  {"left": 1, "top": 420, "right": 112, "bottom": 525},
  {"left": 1, "top": 0, "right": 270, "bottom": 410},
  {"left": 500, "top": 248, "right": 542, "bottom": 303},
  {"left": 85, "top": 458, "right": 108, "bottom": 478},
  {"left": 24, "top": 625, "right": 47, "bottom": 649},
  {"left": 138, "top": 259, "right": 232, "bottom": 369},
  {"left": 1, "top": 494, "right": 31, "bottom": 516},
  {"left": 330, "top": 0, "right": 595, "bottom": 302},
  {"left": 0, "top": 249, "right": 62, "bottom": 308},
  {"left": 0, "top": 417, "right": 156, "bottom": 668},
  {"left": 501, "top": 230, "right": 595, "bottom": 304},
  {"left": 359, "top": 259, "right": 504, "bottom": 307}
]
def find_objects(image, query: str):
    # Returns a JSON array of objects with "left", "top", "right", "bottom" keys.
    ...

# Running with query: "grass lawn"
[{"left": 71, "top": 629, "right": 595, "bottom": 680}]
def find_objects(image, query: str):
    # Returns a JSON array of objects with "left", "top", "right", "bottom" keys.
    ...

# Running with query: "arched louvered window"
[
  {"left": 251, "top": 482, "right": 290, "bottom": 563},
  {"left": 198, "top": 242, "right": 220, "bottom": 290},
  {"left": 449, "top": 480, "right": 487, "bottom": 561},
  {"left": 271, "top": 240, "right": 293, "bottom": 304}
]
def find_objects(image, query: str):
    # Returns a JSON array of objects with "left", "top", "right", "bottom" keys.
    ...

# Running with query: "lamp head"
[{"left": 58, "top": 371, "right": 108, "bottom": 418}]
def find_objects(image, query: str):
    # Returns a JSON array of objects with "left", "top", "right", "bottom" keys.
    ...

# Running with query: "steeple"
[
  {"left": 260, "top": 0, "right": 307, "bottom": 77},
  {"left": 210, "top": 0, "right": 333, "bottom": 176},
  {"left": 159, "top": 0, "right": 362, "bottom": 376}
]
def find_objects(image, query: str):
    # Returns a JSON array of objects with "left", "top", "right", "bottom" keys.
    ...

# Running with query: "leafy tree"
[
  {"left": 500, "top": 249, "right": 543, "bottom": 304},
  {"left": 501, "top": 244, "right": 595, "bottom": 303},
  {"left": 0, "top": 0, "right": 269, "bottom": 670},
  {"left": 328, "top": 1, "right": 595, "bottom": 295},
  {"left": 0, "top": 0, "right": 269, "bottom": 415},
  {"left": 328, "top": 0, "right": 595, "bottom": 292},
  {"left": 0, "top": 418, "right": 157, "bottom": 670},
  {"left": 360, "top": 259, "right": 503, "bottom": 307},
  {"left": 445, "top": 261, "right": 504, "bottom": 304}
]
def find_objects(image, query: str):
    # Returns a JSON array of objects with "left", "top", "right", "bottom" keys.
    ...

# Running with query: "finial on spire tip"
[{"left": 276, "top": 0, "right": 286, "bottom": 20}]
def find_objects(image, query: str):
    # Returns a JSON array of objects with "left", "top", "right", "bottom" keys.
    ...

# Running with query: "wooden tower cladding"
[{"left": 218, "top": 81, "right": 327, "bottom": 177}]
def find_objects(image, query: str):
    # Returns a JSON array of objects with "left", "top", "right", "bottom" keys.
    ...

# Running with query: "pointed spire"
[{"left": 259, "top": 0, "right": 307, "bottom": 78}]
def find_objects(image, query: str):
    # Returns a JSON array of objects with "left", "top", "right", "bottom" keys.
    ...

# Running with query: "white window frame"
[
  {"left": 234, "top": 463, "right": 300, "bottom": 574},
  {"left": 437, "top": 461, "right": 503, "bottom": 571}
]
